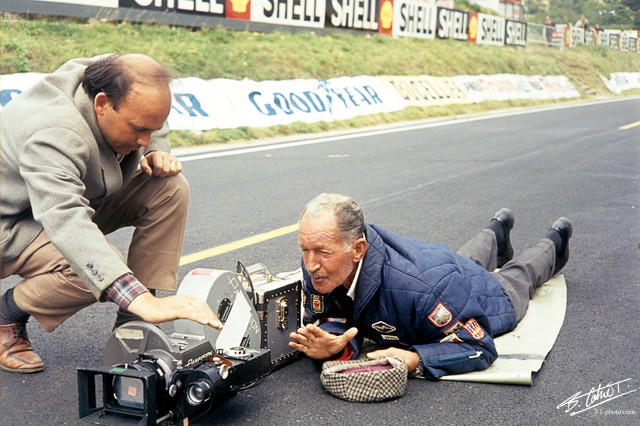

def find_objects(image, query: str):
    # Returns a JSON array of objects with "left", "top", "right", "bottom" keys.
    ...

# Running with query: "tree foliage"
[
  {"left": 525, "top": 0, "right": 637, "bottom": 29},
  {"left": 622, "top": 0, "right": 640, "bottom": 12}
]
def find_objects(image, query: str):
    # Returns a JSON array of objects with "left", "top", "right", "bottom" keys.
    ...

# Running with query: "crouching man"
[{"left": 1, "top": 54, "right": 222, "bottom": 374}]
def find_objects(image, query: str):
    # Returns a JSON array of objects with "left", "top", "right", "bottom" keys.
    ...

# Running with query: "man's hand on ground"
[
  {"left": 127, "top": 292, "right": 223, "bottom": 329},
  {"left": 289, "top": 324, "right": 358, "bottom": 360},
  {"left": 367, "top": 347, "right": 420, "bottom": 371}
]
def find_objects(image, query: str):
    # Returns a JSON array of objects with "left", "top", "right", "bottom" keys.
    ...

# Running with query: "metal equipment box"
[{"left": 237, "top": 263, "right": 303, "bottom": 370}]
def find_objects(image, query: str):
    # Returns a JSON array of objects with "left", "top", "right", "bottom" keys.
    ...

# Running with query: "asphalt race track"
[{"left": 1, "top": 97, "right": 639, "bottom": 425}]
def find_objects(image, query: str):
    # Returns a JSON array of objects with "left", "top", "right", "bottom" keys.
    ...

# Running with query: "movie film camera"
[{"left": 78, "top": 262, "right": 302, "bottom": 425}]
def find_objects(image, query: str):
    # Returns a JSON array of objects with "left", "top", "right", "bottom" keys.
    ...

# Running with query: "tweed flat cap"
[{"left": 320, "top": 356, "right": 408, "bottom": 402}]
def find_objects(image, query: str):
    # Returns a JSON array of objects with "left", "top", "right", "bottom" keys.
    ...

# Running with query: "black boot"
[
  {"left": 489, "top": 208, "right": 515, "bottom": 268},
  {"left": 546, "top": 217, "right": 573, "bottom": 274}
]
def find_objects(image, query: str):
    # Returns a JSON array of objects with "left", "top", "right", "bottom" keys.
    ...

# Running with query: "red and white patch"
[
  {"left": 310, "top": 294, "right": 324, "bottom": 313},
  {"left": 428, "top": 302, "right": 453, "bottom": 327},
  {"left": 464, "top": 318, "right": 486, "bottom": 340}
]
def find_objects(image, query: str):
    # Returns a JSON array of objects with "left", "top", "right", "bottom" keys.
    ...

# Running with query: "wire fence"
[{"left": 526, "top": 23, "right": 566, "bottom": 49}]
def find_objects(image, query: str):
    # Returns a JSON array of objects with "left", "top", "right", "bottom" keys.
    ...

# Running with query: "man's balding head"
[
  {"left": 89, "top": 54, "right": 173, "bottom": 155},
  {"left": 82, "top": 53, "right": 173, "bottom": 110}
]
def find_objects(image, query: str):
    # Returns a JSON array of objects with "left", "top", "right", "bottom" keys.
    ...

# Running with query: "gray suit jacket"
[{"left": 1, "top": 56, "right": 171, "bottom": 299}]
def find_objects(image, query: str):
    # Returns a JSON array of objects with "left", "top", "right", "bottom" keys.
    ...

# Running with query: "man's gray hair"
[{"left": 300, "top": 193, "right": 365, "bottom": 247}]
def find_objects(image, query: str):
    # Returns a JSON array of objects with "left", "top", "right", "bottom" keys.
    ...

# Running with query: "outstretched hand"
[
  {"left": 289, "top": 323, "right": 358, "bottom": 360},
  {"left": 126, "top": 292, "right": 223, "bottom": 329}
]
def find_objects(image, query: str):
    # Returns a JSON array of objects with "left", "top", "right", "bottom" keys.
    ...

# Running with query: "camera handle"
[{"left": 236, "top": 260, "right": 257, "bottom": 306}]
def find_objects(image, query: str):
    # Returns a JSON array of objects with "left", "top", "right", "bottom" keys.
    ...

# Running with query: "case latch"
[{"left": 277, "top": 298, "right": 289, "bottom": 330}]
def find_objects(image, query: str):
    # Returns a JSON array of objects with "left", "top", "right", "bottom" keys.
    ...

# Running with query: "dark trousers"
[{"left": 457, "top": 229, "right": 556, "bottom": 322}]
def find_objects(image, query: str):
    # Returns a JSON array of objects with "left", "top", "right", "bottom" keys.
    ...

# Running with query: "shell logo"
[
  {"left": 230, "top": 0, "right": 250, "bottom": 13},
  {"left": 380, "top": 0, "right": 393, "bottom": 30},
  {"left": 468, "top": 14, "right": 478, "bottom": 40}
]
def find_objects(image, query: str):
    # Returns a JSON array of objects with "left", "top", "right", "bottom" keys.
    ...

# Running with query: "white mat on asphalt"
[{"left": 441, "top": 274, "right": 567, "bottom": 385}]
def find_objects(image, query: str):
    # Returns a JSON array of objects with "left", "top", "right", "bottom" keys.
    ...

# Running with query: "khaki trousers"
[
  {"left": 1, "top": 171, "right": 190, "bottom": 332},
  {"left": 457, "top": 229, "right": 556, "bottom": 322}
]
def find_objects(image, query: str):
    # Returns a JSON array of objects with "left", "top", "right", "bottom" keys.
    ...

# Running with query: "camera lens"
[
  {"left": 186, "top": 379, "right": 213, "bottom": 406},
  {"left": 110, "top": 351, "right": 174, "bottom": 411},
  {"left": 112, "top": 376, "right": 145, "bottom": 409}
]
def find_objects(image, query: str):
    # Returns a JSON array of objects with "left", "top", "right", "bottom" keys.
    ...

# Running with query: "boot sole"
[{"left": 0, "top": 363, "right": 44, "bottom": 373}]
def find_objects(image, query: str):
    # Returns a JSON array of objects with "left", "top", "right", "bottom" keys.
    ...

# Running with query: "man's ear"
[
  {"left": 94, "top": 92, "right": 109, "bottom": 116},
  {"left": 352, "top": 237, "right": 367, "bottom": 262}
]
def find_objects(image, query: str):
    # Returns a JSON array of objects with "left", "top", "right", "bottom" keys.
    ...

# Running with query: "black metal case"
[{"left": 238, "top": 263, "right": 303, "bottom": 370}]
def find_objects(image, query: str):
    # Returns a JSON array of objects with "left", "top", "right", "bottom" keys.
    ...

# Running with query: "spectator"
[{"left": 544, "top": 16, "right": 556, "bottom": 44}]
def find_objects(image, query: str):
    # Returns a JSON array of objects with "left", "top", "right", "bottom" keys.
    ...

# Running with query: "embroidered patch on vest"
[
  {"left": 444, "top": 321, "right": 464, "bottom": 336},
  {"left": 428, "top": 302, "right": 453, "bottom": 327},
  {"left": 311, "top": 294, "right": 324, "bottom": 313},
  {"left": 380, "top": 334, "right": 400, "bottom": 341},
  {"left": 371, "top": 321, "right": 396, "bottom": 333},
  {"left": 440, "top": 333, "right": 463, "bottom": 343},
  {"left": 464, "top": 318, "right": 485, "bottom": 340}
]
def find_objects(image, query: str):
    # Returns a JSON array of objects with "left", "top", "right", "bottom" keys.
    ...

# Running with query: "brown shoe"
[{"left": 0, "top": 323, "right": 44, "bottom": 373}]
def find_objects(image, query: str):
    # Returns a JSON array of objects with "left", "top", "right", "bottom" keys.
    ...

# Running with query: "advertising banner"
[
  {"left": 3, "top": 0, "right": 640, "bottom": 58},
  {"left": 600, "top": 72, "right": 640, "bottom": 94},
  {"left": 226, "top": 0, "right": 251, "bottom": 20},
  {"left": 0, "top": 73, "right": 47, "bottom": 107},
  {"left": 120, "top": 0, "right": 226, "bottom": 17},
  {"left": 436, "top": 7, "right": 468, "bottom": 41},
  {"left": 609, "top": 33, "right": 620, "bottom": 50},
  {"left": 474, "top": 13, "right": 505, "bottom": 46},
  {"left": 598, "top": 31, "right": 609, "bottom": 48},
  {"left": 584, "top": 29, "right": 596, "bottom": 46},
  {"left": 251, "top": 0, "right": 325, "bottom": 27},
  {"left": 173, "top": 75, "right": 406, "bottom": 129},
  {"left": 3, "top": 70, "right": 583, "bottom": 133},
  {"left": 453, "top": 74, "right": 579, "bottom": 102},
  {"left": 37, "top": 0, "right": 116, "bottom": 5},
  {"left": 326, "top": 0, "right": 380, "bottom": 31},
  {"left": 379, "top": 75, "right": 468, "bottom": 105},
  {"left": 569, "top": 26, "right": 585, "bottom": 47},
  {"left": 467, "top": 11, "right": 477, "bottom": 42},
  {"left": 378, "top": 0, "right": 394, "bottom": 34},
  {"left": 392, "top": 0, "right": 437, "bottom": 39},
  {"left": 0, "top": 72, "right": 405, "bottom": 131},
  {"left": 620, "top": 33, "right": 630, "bottom": 52},
  {"left": 504, "top": 19, "right": 526, "bottom": 47}
]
